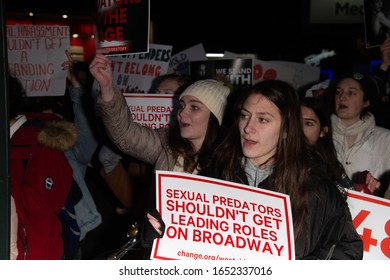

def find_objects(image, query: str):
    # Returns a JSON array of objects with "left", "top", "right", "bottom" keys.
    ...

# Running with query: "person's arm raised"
[
  {"left": 379, "top": 37, "right": 390, "bottom": 71},
  {"left": 89, "top": 49, "right": 115, "bottom": 102}
]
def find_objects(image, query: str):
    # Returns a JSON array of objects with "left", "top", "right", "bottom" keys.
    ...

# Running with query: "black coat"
[{"left": 201, "top": 167, "right": 363, "bottom": 260}]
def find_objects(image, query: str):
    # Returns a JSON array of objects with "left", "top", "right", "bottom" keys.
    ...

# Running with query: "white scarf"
[
  {"left": 173, "top": 155, "right": 199, "bottom": 174},
  {"left": 331, "top": 112, "right": 375, "bottom": 151}
]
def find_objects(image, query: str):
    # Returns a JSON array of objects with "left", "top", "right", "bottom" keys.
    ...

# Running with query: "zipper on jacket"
[
  {"left": 325, "top": 244, "right": 336, "bottom": 260},
  {"left": 18, "top": 225, "right": 28, "bottom": 260}
]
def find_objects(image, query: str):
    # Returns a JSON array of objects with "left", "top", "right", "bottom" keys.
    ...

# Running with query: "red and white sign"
[
  {"left": 347, "top": 190, "right": 390, "bottom": 260},
  {"left": 101, "top": 43, "right": 172, "bottom": 93},
  {"left": 91, "top": 44, "right": 173, "bottom": 97},
  {"left": 124, "top": 93, "right": 178, "bottom": 128},
  {"left": 151, "top": 171, "right": 295, "bottom": 260}
]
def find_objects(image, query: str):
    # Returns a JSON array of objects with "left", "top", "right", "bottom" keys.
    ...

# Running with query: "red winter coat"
[{"left": 10, "top": 113, "right": 77, "bottom": 260}]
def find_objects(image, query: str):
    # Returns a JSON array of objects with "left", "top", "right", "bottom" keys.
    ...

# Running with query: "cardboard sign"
[
  {"left": 7, "top": 25, "right": 70, "bottom": 97},
  {"left": 347, "top": 190, "right": 390, "bottom": 259},
  {"left": 151, "top": 171, "right": 295, "bottom": 260}
]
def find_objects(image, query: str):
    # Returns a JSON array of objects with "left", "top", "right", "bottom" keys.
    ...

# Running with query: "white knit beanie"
[{"left": 179, "top": 79, "right": 230, "bottom": 125}]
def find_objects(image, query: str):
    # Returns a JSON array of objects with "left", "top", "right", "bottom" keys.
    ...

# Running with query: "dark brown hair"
[
  {"left": 168, "top": 111, "right": 222, "bottom": 173},
  {"left": 208, "top": 79, "right": 312, "bottom": 238}
]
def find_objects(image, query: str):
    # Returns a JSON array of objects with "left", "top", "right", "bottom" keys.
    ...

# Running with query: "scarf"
[
  {"left": 331, "top": 112, "right": 375, "bottom": 151},
  {"left": 173, "top": 155, "right": 199, "bottom": 174}
]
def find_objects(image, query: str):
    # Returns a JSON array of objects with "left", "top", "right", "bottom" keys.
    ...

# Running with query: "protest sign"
[
  {"left": 347, "top": 190, "right": 390, "bottom": 259},
  {"left": 91, "top": 44, "right": 175, "bottom": 126},
  {"left": 269, "top": 60, "right": 320, "bottom": 89},
  {"left": 92, "top": 43, "right": 172, "bottom": 94},
  {"left": 190, "top": 58, "right": 253, "bottom": 90},
  {"left": 151, "top": 171, "right": 295, "bottom": 260},
  {"left": 168, "top": 43, "right": 207, "bottom": 75},
  {"left": 224, "top": 51, "right": 320, "bottom": 89},
  {"left": 252, "top": 59, "right": 295, "bottom": 85},
  {"left": 7, "top": 25, "right": 70, "bottom": 97},
  {"left": 95, "top": 0, "right": 149, "bottom": 55},
  {"left": 123, "top": 93, "right": 179, "bottom": 128},
  {"left": 223, "top": 51, "right": 295, "bottom": 87}
]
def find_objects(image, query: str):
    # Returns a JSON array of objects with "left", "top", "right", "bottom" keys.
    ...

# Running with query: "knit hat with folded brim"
[{"left": 179, "top": 79, "right": 230, "bottom": 125}]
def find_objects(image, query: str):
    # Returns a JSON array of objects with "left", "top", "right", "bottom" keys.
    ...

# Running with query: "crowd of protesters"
[{"left": 5, "top": 36, "right": 390, "bottom": 260}]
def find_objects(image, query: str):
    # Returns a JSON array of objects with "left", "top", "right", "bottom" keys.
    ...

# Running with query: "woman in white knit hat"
[
  {"left": 90, "top": 53, "right": 230, "bottom": 174},
  {"left": 89, "top": 52, "right": 231, "bottom": 249}
]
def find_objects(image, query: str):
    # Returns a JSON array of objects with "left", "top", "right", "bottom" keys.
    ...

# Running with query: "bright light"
[
  {"left": 72, "top": 34, "right": 79, "bottom": 38},
  {"left": 206, "top": 53, "right": 224, "bottom": 58},
  {"left": 62, "top": 14, "right": 68, "bottom": 19},
  {"left": 28, "top": 12, "right": 34, "bottom": 17}
]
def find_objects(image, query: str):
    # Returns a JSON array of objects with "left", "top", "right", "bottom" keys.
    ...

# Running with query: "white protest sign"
[
  {"left": 109, "top": 43, "right": 172, "bottom": 93},
  {"left": 252, "top": 59, "right": 295, "bottom": 85},
  {"left": 7, "top": 25, "right": 70, "bottom": 97},
  {"left": 124, "top": 93, "right": 179, "bottom": 128},
  {"left": 347, "top": 190, "right": 390, "bottom": 260},
  {"left": 269, "top": 60, "right": 320, "bottom": 89},
  {"left": 151, "top": 171, "right": 295, "bottom": 260}
]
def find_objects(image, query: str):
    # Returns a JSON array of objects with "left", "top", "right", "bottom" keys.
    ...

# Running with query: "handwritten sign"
[
  {"left": 347, "top": 190, "right": 390, "bottom": 259},
  {"left": 94, "top": 44, "right": 172, "bottom": 94},
  {"left": 151, "top": 171, "right": 295, "bottom": 260},
  {"left": 7, "top": 25, "right": 70, "bottom": 97}
]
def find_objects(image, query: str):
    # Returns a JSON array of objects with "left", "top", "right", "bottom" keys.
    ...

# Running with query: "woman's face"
[
  {"left": 156, "top": 78, "right": 180, "bottom": 94},
  {"left": 239, "top": 93, "right": 281, "bottom": 167},
  {"left": 334, "top": 78, "right": 369, "bottom": 126},
  {"left": 301, "top": 105, "right": 322, "bottom": 144},
  {"left": 374, "top": 0, "right": 383, "bottom": 12},
  {"left": 177, "top": 95, "right": 211, "bottom": 151}
]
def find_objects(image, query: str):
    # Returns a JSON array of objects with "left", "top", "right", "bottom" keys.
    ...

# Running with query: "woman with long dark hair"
[{"left": 202, "top": 80, "right": 363, "bottom": 259}]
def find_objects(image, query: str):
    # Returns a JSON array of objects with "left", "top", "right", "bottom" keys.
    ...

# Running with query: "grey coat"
[{"left": 96, "top": 87, "right": 176, "bottom": 172}]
